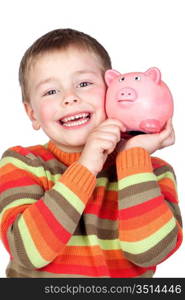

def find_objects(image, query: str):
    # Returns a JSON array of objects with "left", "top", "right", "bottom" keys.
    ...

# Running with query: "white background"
[{"left": 0, "top": 0, "right": 184, "bottom": 277}]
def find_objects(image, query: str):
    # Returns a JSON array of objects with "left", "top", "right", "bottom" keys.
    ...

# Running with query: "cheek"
[
  {"left": 38, "top": 101, "right": 57, "bottom": 123},
  {"left": 89, "top": 87, "right": 106, "bottom": 109}
]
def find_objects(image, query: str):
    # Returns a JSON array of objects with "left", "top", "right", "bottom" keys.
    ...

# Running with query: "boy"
[{"left": 0, "top": 28, "right": 182, "bottom": 278}]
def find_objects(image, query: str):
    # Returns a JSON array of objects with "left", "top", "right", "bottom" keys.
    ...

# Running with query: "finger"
[
  {"left": 159, "top": 128, "right": 175, "bottom": 148},
  {"left": 100, "top": 139, "right": 117, "bottom": 154},
  {"left": 100, "top": 118, "right": 126, "bottom": 132},
  {"left": 94, "top": 125, "right": 122, "bottom": 143},
  {"left": 159, "top": 120, "right": 173, "bottom": 141},
  {"left": 97, "top": 125, "right": 121, "bottom": 138},
  {"left": 95, "top": 131, "right": 121, "bottom": 144}
]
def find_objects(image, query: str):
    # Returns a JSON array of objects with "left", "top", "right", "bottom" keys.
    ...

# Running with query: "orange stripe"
[
  {"left": 58, "top": 245, "right": 102, "bottom": 257},
  {"left": 159, "top": 177, "right": 176, "bottom": 189},
  {"left": 27, "top": 203, "right": 64, "bottom": 248},
  {"left": 36, "top": 176, "right": 49, "bottom": 190},
  {"left": 119, "top": 202, "right": 168, "bottom": 230},
  {"left": 1, "top": 170, "right": 29, "bottom": 184},
  {"left": 118, "top": 166, "right": 152, "bottom": 179},
  {"left": 54, "top": 254, "right": 105, "bottom": 266},
  {"left": 24, "top": 205, "right": 63, "bottom": 260},
  {"left": 159, "top": 182, "right": 178, "bottom": 201},
  {"left": 54, "top": 248, "right": 134, "bottom": 268},
  {"left": 119, "top": 209, "right": 174, "bottom": 242},
  {"left": 0, "top": 163, "right": 50, "bottom": 189},
  {"left": 1, "top": 205, "right": 30, "bottom": 236},
  {"left": 0, "top": 163, "right": 16, "bottom": 176}
]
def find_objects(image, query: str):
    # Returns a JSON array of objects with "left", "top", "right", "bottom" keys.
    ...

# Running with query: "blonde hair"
[{"left": 19, "top": 28, "right": 112, "bottom": 102}]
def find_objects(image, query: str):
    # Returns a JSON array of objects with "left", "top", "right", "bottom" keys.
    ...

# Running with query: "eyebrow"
[
  {"left": 35, "top": 70, "right": 98, "bottom": 91},
  {"left": 74, "top": 70, "right": 97, "bottom": 75},
  {"left": 35, "top": 77, "right": 58, "bottom": 91}
]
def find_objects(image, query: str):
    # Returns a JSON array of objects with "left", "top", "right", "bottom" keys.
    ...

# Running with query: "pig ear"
[
  {"left": 105, "top": 69, "right": 121, "bottom": 86},
  {"left": 145, "top": 67, "right": 161, "bottom": 84}
]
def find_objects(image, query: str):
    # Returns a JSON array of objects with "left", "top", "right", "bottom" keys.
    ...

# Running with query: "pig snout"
[{"left": 117, "top": 87, "right": 137, "bottom": 102}]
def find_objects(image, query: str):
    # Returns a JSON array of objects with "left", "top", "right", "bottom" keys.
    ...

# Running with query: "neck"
[{"left": 50, "top": 140, "right": 84, "bottom": 153}]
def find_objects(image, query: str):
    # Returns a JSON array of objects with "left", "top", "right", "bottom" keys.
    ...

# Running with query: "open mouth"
[{"left": 58, "top": 112, "right": 92, "bottom": 128}]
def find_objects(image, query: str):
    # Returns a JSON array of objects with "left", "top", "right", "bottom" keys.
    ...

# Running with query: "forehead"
[{"left": 29, "top": 47, "right": 103, "bottom": 75}]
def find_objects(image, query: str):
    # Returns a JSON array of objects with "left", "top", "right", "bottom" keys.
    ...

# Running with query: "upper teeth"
[{"left": 62, "top": 113, "right": 89, "bottom": 123}]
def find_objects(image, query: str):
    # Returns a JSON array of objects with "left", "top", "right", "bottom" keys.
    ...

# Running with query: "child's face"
[{"left": 25, "top": 47, "right": 107, "bottom": 152}]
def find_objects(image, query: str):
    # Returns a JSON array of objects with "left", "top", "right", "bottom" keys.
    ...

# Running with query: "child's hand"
[
  {"left": 117, "top": 118, "right": 175, "bottom": 154},
  {"left": 78, "top": 119, "right": 125, "bottom": 176}
]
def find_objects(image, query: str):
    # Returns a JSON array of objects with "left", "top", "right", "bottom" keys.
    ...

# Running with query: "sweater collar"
[
  {"left": 47, "top": 141, "right": 81, "bottom": 166},
  {"left": 47, "top": 140, "right": 117, "bottom": 169}
]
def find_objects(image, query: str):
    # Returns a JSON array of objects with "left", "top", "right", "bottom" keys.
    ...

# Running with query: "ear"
[
  {"left": 105, "top": 69, "right": 121, "bottom": 86},
  {"left": 24, "top": 102, "right": 41, "bottom": 130},
  {"left": 145, "top": 67, "right": 161, "bottom": 84}
]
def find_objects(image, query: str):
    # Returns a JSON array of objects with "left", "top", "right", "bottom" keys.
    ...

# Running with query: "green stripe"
[
  {"left": 45, "top": 170, "right": 61, "bottom": 182},
  {"left": 120, "top": 217, "right": 176, "bottom": 254},
  {"left": 96, "top": 177, "right": 117, "bottom": 191},
  {"left": 67, "top": 216, "right": 176, "bottom": 251},
  {"left": 54, "top": 182, "right": 85, "bottom": 214},
  {"left": 18, "top": 216, "right": 49, "bottom": 268},
  {"left": 0, "top": 199, "right": 36, "bottom": 222},
  {"left": 0, "top": 157, "right": 44, "bottom": 177},
  {"left": 96, "top": 177, "right": 108, "bottom": 187},
  {"left": 0, "top": 156, "right": 61, "bottom": 181},
  {"left": 67, "top": 235, "right": 120, "bottom": 250},
  {"left": 118, "top": 172, "right": 156, "bottom": 190},
  {"left": 156, "top": 171, "right": 177, "bottom": 187}
]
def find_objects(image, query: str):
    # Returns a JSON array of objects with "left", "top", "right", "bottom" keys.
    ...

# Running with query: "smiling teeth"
[
  {"left": 62, "top": 113, "right": 89, "bottom": 122},
  {"left": 63, "top": 118, "right": 89, "bottom": 127}
]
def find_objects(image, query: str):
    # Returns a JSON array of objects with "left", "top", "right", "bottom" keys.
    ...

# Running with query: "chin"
[{"left": 70, "top": 138, "right": 87, "bottom": 147}]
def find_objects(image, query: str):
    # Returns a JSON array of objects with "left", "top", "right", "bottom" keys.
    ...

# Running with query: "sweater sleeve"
[
  {"left": 0, "top": 148, "right": 96, "bottom": 269},
  {"left": 116, "top": 147, "right": 183, "bottom": 268}
]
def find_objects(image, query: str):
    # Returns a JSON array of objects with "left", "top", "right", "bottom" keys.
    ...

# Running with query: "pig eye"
[
  {"left": 134, "top": 76, "right": 141, "bottom": 80},
  {"left": 119, "top": 77, "right": 125, "bottom": 82}
]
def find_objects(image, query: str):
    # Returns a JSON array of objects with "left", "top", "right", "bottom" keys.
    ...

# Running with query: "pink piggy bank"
[{"left": 105, "top": 67, "right": 173, "bottom": 133}]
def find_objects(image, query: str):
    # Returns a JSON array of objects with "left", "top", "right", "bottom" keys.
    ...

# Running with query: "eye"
[
  {"left": 44, "top": 89, "right": 58, "bottom": 96},
  {"left": 119, "top": 77, "right": 125, "bottom": 82},
  {"left": 77, "top": 82, "right": 92, "bottom": 88},
  {"left": 134, "top": 76, "right": 141, "bottom": 80}
]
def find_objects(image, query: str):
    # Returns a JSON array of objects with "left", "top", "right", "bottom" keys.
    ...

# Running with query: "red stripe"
[
  {"left": 35, "top": 199, "right": 71, "bottom": 244},
  {"left": 160, "top": 188, "right": 178, "bottom": 204},
  {"left": 84, "top": 204, "right": 118, "bottom": 220},
  {"left": 40, "top": 263, "right": 109, "bottom": 276},
  {"left": 11, "top": 145, "right": 55, "bottom": 161},
  {"left": 40, "top": 262, "right": 156, "bottom": 277},
  {"left": 109, "top": 266, "right": 156, "bottom": 278},
  {"left": 0, "top": 176, "right": 39, "bottom": 192},
  {"left": 119, "top": 196, "right": 164, "bottom": 220},
  {"left": 29, "top": 149, "right": 54, "bottom": 161}
]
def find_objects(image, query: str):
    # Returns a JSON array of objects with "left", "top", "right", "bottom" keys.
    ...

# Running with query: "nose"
[
  {"left": 62, "top": 94, "right": 81, "bottom": 106},
  {"left": 117, "top": 87, "right": 137, "bottom": 101}
]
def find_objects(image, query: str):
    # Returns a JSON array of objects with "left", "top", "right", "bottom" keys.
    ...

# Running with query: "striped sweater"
[{"left": 0, "top": 141, "right": 182, "bottom": 278}]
